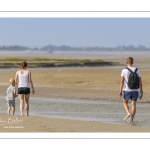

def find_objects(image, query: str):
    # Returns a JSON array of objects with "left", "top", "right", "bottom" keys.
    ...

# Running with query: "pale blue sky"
[{"left": 0, "top": 18, "right": 150, "bottom": 48}]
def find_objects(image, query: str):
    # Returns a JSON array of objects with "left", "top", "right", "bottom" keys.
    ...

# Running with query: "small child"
[{"left": 6, "top": 78, "right": 17, "bottom": 115}]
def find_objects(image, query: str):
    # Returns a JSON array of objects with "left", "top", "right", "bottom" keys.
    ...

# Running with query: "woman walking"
[{"left": 15, "top": 62, "right": 35, "bottom": 116}]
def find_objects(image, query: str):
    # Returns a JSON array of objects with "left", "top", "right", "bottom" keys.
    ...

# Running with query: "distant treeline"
[
  {"left": 0, "top": 44, "right": 150, "bottom": 51},
  {"left": 0, "top": 46, "right": 29, "bottom": 50}
]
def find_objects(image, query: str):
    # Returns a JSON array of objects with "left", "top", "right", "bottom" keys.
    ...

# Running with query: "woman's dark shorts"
[{"left": 18, "top": 87, "right": 30, "bottom": 95}]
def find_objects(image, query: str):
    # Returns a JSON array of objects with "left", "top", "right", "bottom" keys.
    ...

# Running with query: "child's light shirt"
[{"left": 6, "top": 86, "right": 16, "bottom": 101}]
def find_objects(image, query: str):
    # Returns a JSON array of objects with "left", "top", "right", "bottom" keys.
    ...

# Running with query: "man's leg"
[
  {"left": 123, "top": 99, "right": 130, "bottom": 119},
  {"left": 131, "top": 101, "right": 136, "bottom": 122}
]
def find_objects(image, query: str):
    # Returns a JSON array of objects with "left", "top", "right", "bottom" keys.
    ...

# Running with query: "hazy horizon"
[{"left": 0, "top": 44, "right": 149, "bottom": 49}]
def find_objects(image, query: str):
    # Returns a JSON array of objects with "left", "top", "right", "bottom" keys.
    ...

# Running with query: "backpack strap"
[
  {"left": 126, "top": 67, "right": 133, "bottom": 73},
  {"left": 126, "top": 67, "right": 138, "bottom": 73},
  {"left": 135, "top": 68, "right": 138, "bottom": 73},
  {"left": 124, "top": 67, "right": 132, "bottom": 84}
]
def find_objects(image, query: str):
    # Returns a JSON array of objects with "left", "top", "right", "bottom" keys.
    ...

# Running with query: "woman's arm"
[
  {"left": 28, "top": 71, "right": 35, "bottom": 94},
  {"left": 13, "top": 90, "right": 18, "bottom": 97},
  {"left": 15, "top": 71, "right": 19, "bottom": 87}
]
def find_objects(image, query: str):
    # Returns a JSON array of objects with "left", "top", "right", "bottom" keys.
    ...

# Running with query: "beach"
[
  {"left": 1, "top": 114, "right": 150, "bottom": 132},
  {"left": 0, "top": 58, "right": 150, "bottom": 132}
]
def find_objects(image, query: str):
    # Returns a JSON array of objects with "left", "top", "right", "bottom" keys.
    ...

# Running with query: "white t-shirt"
[{"left": 121, "top": 66, "right": 141, "bottom": 92}]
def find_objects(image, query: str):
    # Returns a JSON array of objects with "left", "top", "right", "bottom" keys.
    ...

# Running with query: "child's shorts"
[{"left": 7, "top": 100, "right": 15, "bottom": 107}]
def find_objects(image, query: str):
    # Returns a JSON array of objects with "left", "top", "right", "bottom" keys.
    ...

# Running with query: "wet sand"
[
  {"left": 1, "top": 114, "right": 150, "bottom": 132},
  {"left": 0, "top": 59, "right": 150, "bottom": 132},
  {"left": 1, "top": 96, "right": 150, "bottom": 130}
]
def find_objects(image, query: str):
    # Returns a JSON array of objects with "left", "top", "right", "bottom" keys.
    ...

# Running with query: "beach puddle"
[{"left": 0, "top": 96, "right": 150, "bottom": 128}]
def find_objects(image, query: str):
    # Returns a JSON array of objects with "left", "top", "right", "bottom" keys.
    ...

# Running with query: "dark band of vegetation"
[
  {"left": 0, "top": 57, "right": 104, "bottom": 63},
  {"left": 0, "top": 58, "right": 120, "bottom": 68}
]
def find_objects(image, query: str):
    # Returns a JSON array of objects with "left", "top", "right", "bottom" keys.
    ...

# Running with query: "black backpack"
[{"left": 126, "top": 67, "right": 140, "bottom": 89}]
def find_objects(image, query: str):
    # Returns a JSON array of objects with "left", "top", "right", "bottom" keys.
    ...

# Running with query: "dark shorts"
[
  {"left": 18, "top": 87, "right": 30, "bottom": 95},
  {"left": 123, "top": 91, "right": 138, "bottom": 101}
]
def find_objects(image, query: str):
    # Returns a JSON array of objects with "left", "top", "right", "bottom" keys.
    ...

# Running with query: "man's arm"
[
  {"left": 119, "top": 76, "right": 124, "bottom": 97},
  {"left": 139, "top": 77, "right": 143, "bottom": 93}
]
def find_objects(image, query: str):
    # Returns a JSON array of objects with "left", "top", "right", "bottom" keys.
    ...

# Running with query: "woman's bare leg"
[
  {"left": 25, "top": 94, "right": 30, "bottom": 116},
  {"left": 19, "top": 94, "right": 24, "bottom": 116}
]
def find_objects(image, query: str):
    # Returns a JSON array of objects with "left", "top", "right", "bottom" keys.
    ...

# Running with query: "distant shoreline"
[
  {"left": 0, "top": 58, "right": 121, "bottom": 68},
  {"left": 0, "top": 62, "right": 120, "bottom": 68}
]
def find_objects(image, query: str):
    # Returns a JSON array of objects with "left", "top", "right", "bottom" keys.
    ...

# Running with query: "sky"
[{"left": 0, "top": 18, "right": 150, "bottom": 48}]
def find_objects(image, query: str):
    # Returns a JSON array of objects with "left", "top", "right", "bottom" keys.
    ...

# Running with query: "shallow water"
[
  {"left": 1, "top": 50, "right": 150, "bottom": 59},
  {"left": 0, "top": 96, "right": 150, "bottom": 128}
]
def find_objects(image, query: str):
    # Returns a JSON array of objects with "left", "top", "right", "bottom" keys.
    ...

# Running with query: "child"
[{"left": 6, "top": 78, "right": 17, "bottom": 115}]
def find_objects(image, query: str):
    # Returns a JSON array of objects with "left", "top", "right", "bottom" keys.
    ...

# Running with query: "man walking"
[{"left": 119, "top": 57, "right": 143, "bottom": 122}]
